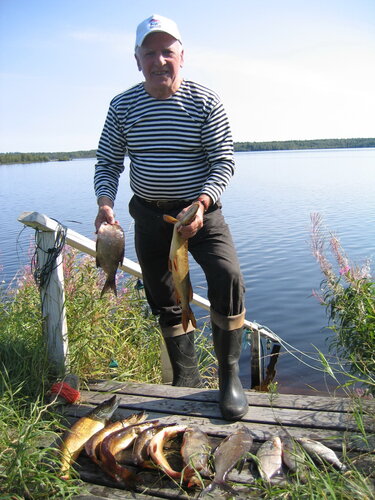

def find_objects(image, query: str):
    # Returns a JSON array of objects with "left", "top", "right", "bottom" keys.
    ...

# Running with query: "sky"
[{"left": 0, "top": 0, "right": 374, "bottom": 152}]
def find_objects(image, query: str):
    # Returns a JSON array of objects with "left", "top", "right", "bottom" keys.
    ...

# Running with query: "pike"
[
  {"left": 200, "top": 426, "right": 253, "bottom": 497},
  {"left": 59, "top": 395, "right": 119, "bottom": 479},
  {"left": 96, "top": 221, "right": 125, "bottom": 297},
  {"left": 163, "top": 202, "right": 200, "bottom": 332},
  {"left": 85, "top": 411, "right": 147, "bottom": 466},
  {"left": 256, "top": 436, "right": 283, "bottom": 482}
]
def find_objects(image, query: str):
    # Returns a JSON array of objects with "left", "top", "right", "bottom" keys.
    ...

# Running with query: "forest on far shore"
[{"left": 1, "top": 138, "right": 374, "bottom": 165}]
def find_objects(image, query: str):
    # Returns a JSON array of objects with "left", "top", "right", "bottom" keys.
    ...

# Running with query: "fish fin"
[
  {"left": 163, "top": 214, "right": 178, "bottom": 224},
  {"left": 100, "top": 277, "right": 117, "bottom": 297},
  {"left": 172, "top": 256, "right": 179, "bottom": 272},
  {"left": 188, "top": 282, "right": 193, "bottom": 302},
  {"left": 182, "top": 306, "right": 197, "bottom": 332}
]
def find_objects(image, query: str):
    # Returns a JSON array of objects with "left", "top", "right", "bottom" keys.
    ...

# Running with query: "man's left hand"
[{"left": 177, "top": 195, "right": 211, "bottom": 238}]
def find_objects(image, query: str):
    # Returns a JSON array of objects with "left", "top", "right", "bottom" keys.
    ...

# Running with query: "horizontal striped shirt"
[{"left": 94, "top": 80, "right": 235, "bottom": 203}]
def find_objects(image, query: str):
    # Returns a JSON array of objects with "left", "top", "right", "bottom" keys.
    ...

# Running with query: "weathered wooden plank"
[
  {"left": 77, "top": 390, "right": 373, "bottom": 433},
  {"left": 73, "top": 483, "right": 156, "bottom": 500},
  {"left": 87, "top": 380, "right": 370, "bottom": 413}
]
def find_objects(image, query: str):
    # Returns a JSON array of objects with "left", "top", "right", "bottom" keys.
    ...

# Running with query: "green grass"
[{"left": 0, "top": 244, "right": 374, "bottom": 498}]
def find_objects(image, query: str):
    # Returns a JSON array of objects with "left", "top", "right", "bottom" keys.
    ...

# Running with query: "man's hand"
[
  {"left": 95, "top": 196, "right": 115, "bottom": 233},
  {"left": 177, "top": 195, "right": 211, "bottom": 239}
]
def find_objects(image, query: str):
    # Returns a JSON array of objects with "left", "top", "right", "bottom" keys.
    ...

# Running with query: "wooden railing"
[{"left": 18, "top": 211, "right": 280, "bottom": 388}]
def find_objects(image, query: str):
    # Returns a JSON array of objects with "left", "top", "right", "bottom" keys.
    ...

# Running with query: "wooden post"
[
  {"left": 35, "top": 226, "right": 69, "bottom": 377},
  {"left": 18, "top": 212, "right": 69, "bottom": 376},
  {"left": 250, "top": 328, "right": 262, "bottom": 389}
]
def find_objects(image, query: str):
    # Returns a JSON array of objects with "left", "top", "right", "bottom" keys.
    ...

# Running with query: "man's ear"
[{"left": 134, "top": 53, "right": 142, "bottom": 71}]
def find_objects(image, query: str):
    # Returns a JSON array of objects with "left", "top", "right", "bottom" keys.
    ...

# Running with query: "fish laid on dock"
[
  {"left": 96, "top": 221, "right": 125, "bottom": 297},
  {"left": 163, "top": 202, "right": 200, "bottom": 332},
  {"left": 296, "top": 437, "right": 346, "bottom": 470},
  {"left": 148, "top": 424, "right": 188, "bottom": 479},
  {"left": 256, "top": 436, "right": 283, "bottom": 482},
  {"left": 181, "top": 427, "right": 211, "bottom": 487},
  {"left": 281, "top": 437, "right": 308, "bottom": 481},
  {"left": 99, "top": 420, "right": 158, "bottom": 484},
  {"left": 85, "top": 411, "right": 147, "bottom": 465},
  {"left": 132, "top": 423, "right": 172, "bottom": 469},
  {"left": 200, "top": 426, "right": 253, "bottom": 496},
  {"left": 59, "top": 395, "right": 119, "bottom": 479}
]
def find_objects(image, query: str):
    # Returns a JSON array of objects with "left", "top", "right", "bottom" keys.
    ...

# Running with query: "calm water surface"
[{"left": 1, "top": 148, "right": 374, "bottom": 394}]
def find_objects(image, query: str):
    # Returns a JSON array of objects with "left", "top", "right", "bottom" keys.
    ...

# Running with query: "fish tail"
[
  {"left": 100, "top": 277, "right": 117, "bottom": 297},
  {"left": 182, "top": 305, "right": 197, "bottom": 332}
]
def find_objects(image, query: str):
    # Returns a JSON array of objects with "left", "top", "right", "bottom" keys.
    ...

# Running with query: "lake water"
[{"left": 1, "top": 148, "right": 374, "bottom": 394}]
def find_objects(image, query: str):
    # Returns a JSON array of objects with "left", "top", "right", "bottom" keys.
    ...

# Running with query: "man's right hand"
[{"left": 95, "top": 196, "right": 115, "bottom": 233}]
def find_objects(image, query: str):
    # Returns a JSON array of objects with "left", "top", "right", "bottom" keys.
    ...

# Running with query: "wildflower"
[{"left": 339, "top": 266, "right": 351, "bottom": 275}]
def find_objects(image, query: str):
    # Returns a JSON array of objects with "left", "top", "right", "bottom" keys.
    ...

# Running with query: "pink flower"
[{"left": 339, "top": 266, "right": 350, "bottom": 275}]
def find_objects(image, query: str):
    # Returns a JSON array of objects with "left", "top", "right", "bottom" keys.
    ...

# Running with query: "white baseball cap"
[{"left": 135, "top": 14, "right": 182, "bottom": 48}]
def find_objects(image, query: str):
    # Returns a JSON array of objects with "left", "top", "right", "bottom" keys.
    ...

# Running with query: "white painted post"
[{"left": 35, "top": 227, "right": 69, "bottom": 376}]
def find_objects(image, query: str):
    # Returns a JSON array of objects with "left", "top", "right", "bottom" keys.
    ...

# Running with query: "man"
[{"left": 94, "top": 14, "right": 247, "bottom": 421}]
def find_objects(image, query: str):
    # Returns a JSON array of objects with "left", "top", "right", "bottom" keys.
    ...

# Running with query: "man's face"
[{"left": 135, "top": 32, "right": 184, "bottom": 98}]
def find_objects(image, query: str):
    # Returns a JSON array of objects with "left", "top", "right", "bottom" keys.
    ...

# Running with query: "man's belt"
[{"left": 135, "top": 196, "right": 194, "bottom": 211}]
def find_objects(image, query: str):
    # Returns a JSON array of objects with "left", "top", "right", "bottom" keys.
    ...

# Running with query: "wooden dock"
[{"left": 56, "top": 379, "right": 375, "bottom": 499}]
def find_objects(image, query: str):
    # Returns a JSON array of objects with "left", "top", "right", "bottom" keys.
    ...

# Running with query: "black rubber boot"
[
  {"left": 212, "top": 324, "right": 248, "bottom": 420},
  {"left": 164, "top": 331, "right": 203, "bottom": 388}
]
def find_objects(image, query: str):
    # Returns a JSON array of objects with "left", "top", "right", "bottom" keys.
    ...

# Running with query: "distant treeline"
[
  {"left": 234, "top": 137, "right": 375, "bottom": 152},
  {"left": 1, "top": 138, "right": 374, "bottom": 164},
  {"left": 0, "top": 150, "right": 97, "bottom": 165}
]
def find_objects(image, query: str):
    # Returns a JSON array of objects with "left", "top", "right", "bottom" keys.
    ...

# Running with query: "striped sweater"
[{"left": 94, "top": 80, "right": 235, "bottom": 203}]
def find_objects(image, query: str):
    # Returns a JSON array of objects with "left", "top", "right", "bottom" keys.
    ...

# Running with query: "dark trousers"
[{"left": 129, "top": 195, "right": 245, "bottom": 329}]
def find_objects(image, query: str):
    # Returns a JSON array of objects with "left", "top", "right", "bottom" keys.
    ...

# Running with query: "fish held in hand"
[
  {"left": 200, "top": 426, "right": 253, "bottom": 496},
  {"left": 96, "top": 221, "right": 125, "bottom": 297},
  {"left": 163, "top": 202, "right": 200, "bottom": 332},
  {"left": 59, "top": 395, "right": 119, "bottom": 479},
  {"left": 256, "top": 436, "right": 283, "bottom": 482}
]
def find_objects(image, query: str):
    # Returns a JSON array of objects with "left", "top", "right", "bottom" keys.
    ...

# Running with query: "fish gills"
[
  {"left": 85, "top": 410, "right": 147, "bottom": 465},
  {"left": 163, "top": 203, "right": 200, "bottom": 331},
  {"left": 256, "top": 436, "right": 283, "bottom": 481},
  {"left": 148, "top": 424, "right": 187, "bottom": 479},
  {"left": 59, "top": 395, "right": 118, "bottom": 479},
  {"left": 96, "top": 222, "right": 125, "bottom": 297}
]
